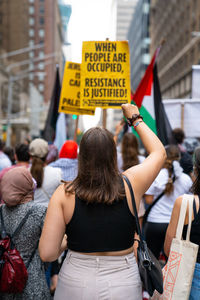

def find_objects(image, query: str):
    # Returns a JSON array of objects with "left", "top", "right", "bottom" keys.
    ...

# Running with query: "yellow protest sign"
[
  {"left": 59, "top": 62, "right": 95, "bottom": 115},
  {"left": 80, "top": 41, "right": 131, "bottom": 109}
]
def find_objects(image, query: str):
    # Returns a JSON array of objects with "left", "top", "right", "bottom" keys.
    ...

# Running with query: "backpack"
[{"left": 0, "top": 207, "right": 34, "bottom": 294}]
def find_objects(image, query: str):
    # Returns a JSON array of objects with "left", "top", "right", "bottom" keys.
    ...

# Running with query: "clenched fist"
[{"left": 121, "top": 103, "right": 140, "bottom": 119}]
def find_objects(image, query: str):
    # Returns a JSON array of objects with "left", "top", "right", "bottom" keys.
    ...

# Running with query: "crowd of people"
[{"left": 0, "top": 103, "right": 199, "bottom": 300}]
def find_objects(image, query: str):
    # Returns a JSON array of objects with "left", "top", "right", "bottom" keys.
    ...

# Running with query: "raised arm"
[{"left": 121, "top": 103, "right": 166, "bottom": 209}]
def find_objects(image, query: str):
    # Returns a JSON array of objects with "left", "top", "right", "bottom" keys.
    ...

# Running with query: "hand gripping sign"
[
  {"left": 58, "top": 62, "right": 95, "bottom": 116},
  {"left": 80, "top": 41, "right": 131, "bottom": 109}
]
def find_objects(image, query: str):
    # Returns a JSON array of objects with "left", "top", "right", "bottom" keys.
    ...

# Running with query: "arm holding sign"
[
  {"left": 113, "top": 119, "right": 125, "bottom": 144},
  {"left": 121, "top": 103, "right": 166, "bottom": 212}
]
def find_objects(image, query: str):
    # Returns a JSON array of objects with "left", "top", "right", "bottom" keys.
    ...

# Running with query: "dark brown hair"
[
  {"left": 191, "top": 147, "right": 200, "bottom": 195},
  {"left": 121, "top": 133, "right": 139, "bottom": 171},
  {"left": 30, "top": 156, "right": 46, "bottom": 188},
  {"left": 172, "top": 128, "right": 185, "bottom": 144},
  {"left": 65, "top": 127, "right": 124, "bottom": 204},
  {"left": 164, "top": 145, "right": 180, "bottom": 195}
]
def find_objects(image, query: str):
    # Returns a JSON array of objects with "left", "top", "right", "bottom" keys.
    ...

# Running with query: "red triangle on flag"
[{"left": 132, "top": 48, "right": 159, "bottom": 108}]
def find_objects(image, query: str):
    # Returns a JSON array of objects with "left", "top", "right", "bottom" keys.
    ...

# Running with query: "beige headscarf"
[{"left": 1, "top": 167, "right": 34, "bottom": 207}]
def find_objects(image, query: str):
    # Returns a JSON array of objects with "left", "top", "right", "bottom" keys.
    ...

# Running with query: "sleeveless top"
[
  {"left": 183, "top": 195, "right": 200, "bottom": 263},
  {"left": 66, "top": 180, "right": 136, "bottom": 253}
]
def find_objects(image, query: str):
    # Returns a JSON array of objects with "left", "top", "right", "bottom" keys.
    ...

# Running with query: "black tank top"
[
  {"left": 183, "top": 195, "right": 200, "bottom": 263},
  {"left": 66, "top": 181, "right": 136, "bottom": 253}
]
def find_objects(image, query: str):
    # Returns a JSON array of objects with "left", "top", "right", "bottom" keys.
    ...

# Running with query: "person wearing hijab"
[{"left": 0, "top": 167, "right": 51, "bottom": 300}]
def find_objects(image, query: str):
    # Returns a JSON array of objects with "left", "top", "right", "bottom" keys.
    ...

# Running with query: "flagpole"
[
  {"left": 101, "top": 38, "right": 110, "bottom": 129},
  {"left": 181, "top": 103, "right": 184, "bottom": 130},
  {"left": 73, "top": 115, "right": 79, "bottom": 142}
]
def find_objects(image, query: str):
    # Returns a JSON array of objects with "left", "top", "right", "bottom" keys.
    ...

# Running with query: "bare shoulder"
[
  {"left": 174, "top": 195, "right": 184, "bottom": 207},
  {"left": 51, "top": 183, "right": 74, "bottom": 204},
  {"left": 50, "top": 183, "right": 75, "bottom": 224}
]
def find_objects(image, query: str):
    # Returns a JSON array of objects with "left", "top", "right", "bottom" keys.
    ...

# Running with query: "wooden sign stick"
[
  {"left": 73, "top": 115, "right": 79, "bottom": 142},
  {"left": 102, "top": 109, "right": 107, "bottom": 129}
]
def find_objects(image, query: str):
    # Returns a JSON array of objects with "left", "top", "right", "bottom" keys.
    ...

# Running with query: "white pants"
[{"left": 54, "top": 250, "right": 142, "bottom": 300}]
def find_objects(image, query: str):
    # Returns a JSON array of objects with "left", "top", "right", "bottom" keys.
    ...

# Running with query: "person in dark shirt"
[
  {"left": 39, "top": 104, "right": 166, "bottom": 300},
  {"left": 172, "top": 128, "right": 193, "bottom": 178}
]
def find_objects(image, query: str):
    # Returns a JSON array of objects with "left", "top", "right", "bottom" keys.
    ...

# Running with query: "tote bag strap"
[
  {"left": 176, "top": 194, "right": 193, "bottom": 240},
  {"left": 176, "top": 195, "right": 188, "bottom": 240},
  {"left": 186, "top": 195, "right": 194, "bottom": 241}
]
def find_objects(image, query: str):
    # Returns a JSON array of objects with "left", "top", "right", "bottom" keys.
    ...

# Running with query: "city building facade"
[
  {"left": 127, "top": 0, "right": 150, "bottom": 93},
  {"left": 0, "top": 0, "right": 65, "bottom": 144},
  {"left": 150, "top": 0, "right": 200, "bottom": 99},
  {"left": 116, "top": 0, "right": 138, "bottom": 41},
  {"left": 28, "top": 0, "right": 64, "bottom": 103}
]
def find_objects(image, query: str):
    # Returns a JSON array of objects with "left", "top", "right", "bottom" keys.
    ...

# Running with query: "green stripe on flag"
[
  {"left": 131, "top": 105, "right": 157, "bottom": 137},
  {"left": 139, "top": 106, "right": 157, "bottom": 134}
]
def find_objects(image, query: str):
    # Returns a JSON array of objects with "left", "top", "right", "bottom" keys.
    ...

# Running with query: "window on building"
[
  {"left": 29, "top": 17, "right": 34, "bottom": 26},
  {"left": 39, "top": 51, "right": 44, "bottom": 58},
  {"left": 39, "top": 17, "right": 44, "bottom": 25},
  {"left": 29, "top": 29, "right": 34, "bottom": 37},
  {"left": 29, "top": 40, "right": 34, "bottom": 46},
  {"left": 0, "top": 13, "right": 3, "bottom": 24},
  {"left": 29, "top": 6, "right": 34, "bottom": 14},
  {"left": 38, "top": 62, "right": 44, "bottom": 70},
  {"left": 38, "top": 84, "right": 44, "bottom": 92},
  {"left": 39, "top": 6, "right": 44, "bottom": 14},
  {"left": 143, "top": 2, "right": 149, "bottom": 14},
  {"left": 29, "top": 51, "right": 34, "bottom": 58},
  {"left": 37, "top": 73, "right": 45, "bottom": 81},
  {"left": 39, "top": 29, "right": 45, "bottom": 38},
  {"left": 29, "top": 73, "right": 34, "bottom": 80},
  {"left": 29, "top": 63, "right": 34, "bottom": 71}
]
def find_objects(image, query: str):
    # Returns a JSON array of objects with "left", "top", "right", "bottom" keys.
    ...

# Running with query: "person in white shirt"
[
  {"left": 0, "top": 140, "right": 11, "bottom": 171},
  {"left": 29, "top": 138, "right": 62, "bottom": 207},
  {"left": 144, "top": 145, "right": 193, "bottom": 259}
]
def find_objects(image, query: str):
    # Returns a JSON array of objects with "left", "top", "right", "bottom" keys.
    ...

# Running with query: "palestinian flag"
[{"left": 132, "top": 49, "right": 174, "bottom": 146}]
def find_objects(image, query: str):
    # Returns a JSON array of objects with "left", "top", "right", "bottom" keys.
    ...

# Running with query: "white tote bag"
[{"left": 152, "top": 194, "right": 199, "bottom": 300}]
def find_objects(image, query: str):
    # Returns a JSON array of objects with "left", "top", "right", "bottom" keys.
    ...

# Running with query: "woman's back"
[
  {"left": 66, "top": 183, "right": 136, "bottom": 253},
  {"left": 39, "top": 104, "right": 167, "bottom": 300}
]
